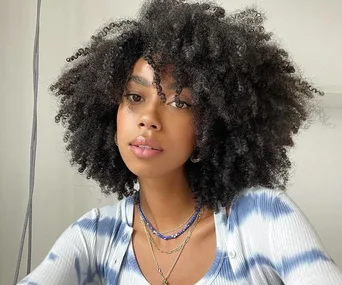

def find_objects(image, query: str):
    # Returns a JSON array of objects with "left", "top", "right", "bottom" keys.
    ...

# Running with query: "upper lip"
[{"left": 130, "top": 136, "right": 163, "bottom": 151}]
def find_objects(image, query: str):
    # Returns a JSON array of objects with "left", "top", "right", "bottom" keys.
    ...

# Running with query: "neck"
[{"left": 137, "top": 168, "right": 197, "bottom": 232}]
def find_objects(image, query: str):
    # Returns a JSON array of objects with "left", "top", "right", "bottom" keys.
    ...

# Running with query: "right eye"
[{"left": 124, "top": 93, "right": 143, "bottom": 103}]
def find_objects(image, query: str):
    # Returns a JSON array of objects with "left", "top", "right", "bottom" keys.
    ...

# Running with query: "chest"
[
  {"left": 131, "top": 222, "right": 217, "bottom": 285},
  {"left": 108, "top": 203, "right": 281, "bottom": 285}
]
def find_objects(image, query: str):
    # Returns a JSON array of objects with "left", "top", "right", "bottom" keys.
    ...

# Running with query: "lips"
[
  {"left": 129, "top": 136, "right": 163, "bottom": 151},
  {"left": 129, "top": 136, "right": 163, "bottom": 159}
]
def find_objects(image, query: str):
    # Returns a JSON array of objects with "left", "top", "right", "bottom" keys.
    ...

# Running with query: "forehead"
[
  {"left": 130, "top": 58, "right": 155, "bottom": 83},
  {"left": 128, "top": 58, "right": 177, "bottom": 88}
]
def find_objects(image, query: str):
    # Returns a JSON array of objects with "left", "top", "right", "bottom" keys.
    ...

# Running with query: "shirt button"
[{"left": 228, "top": 250, "right": 236, "bottom": 259}]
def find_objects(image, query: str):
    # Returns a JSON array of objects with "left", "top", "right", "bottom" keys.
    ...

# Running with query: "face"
[{"left": 116, "top": 57, "right": 195, "bottom": 179}]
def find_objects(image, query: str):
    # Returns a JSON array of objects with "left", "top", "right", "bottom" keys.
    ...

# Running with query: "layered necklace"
[
  {"left": 137, "top": 200, "right": 203, "bottom": 285},
  {"left": 138, "top": 202, "right": 202, "bottom": 240}
]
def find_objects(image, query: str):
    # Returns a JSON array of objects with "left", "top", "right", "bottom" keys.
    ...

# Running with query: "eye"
[
  {"left": 169, "top": 100, "right": 191, "bottom": 109},
  {"left": 124, "top": 93, "right": 143, "bottom": 103}
]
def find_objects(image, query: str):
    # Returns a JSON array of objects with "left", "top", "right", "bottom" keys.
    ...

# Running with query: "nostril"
[{"left": 138, "top": 121, "right": 160, "bottom": 130}]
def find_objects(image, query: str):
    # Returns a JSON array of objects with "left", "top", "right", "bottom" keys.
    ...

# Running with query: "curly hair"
[{"left": 50, "top": 0, "right": 323, "bottom": 210}]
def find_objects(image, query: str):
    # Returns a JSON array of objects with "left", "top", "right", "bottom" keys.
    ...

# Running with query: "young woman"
[{"left": 18, "top": 0, "right": 342, "bottom": 284}]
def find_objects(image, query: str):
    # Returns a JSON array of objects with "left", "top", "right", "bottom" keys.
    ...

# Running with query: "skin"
[{"left": 116, "top": 58, "right": 217, "bottom": 284}]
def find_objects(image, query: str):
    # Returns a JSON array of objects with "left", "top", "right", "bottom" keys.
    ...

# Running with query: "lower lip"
[{"left": 129, "top": 145, "right": 162, "bottom": 158}]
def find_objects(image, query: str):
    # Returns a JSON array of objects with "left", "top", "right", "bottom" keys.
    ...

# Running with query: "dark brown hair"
[{"left": 50, "top": 0, "right": 322, "bottom": 210}]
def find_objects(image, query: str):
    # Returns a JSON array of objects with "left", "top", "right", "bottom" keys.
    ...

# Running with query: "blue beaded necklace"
[{"left": 137, "top": 201, "right": 202, "bottom": 240}]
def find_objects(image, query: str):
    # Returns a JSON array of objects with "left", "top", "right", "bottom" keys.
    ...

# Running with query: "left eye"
[{"left": 170, "top": 100, "right": 190, "bottom": 109}]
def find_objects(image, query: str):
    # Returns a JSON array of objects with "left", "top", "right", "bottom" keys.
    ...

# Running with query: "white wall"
[{"left": 0, "top": 0, "right": 341, "bottom": 284}]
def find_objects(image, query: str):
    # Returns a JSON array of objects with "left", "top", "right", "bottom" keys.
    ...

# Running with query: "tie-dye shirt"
[{"left": 18, "top": 187, "right": 342, "bottom": 285}]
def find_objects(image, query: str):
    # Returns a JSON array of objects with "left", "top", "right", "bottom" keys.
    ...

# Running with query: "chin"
[
  {"left": 127, "top": 165, "right": 167, "bottom": 179},
  {"left": 120, "top": 150, "right": 189, "bottom": 179}
]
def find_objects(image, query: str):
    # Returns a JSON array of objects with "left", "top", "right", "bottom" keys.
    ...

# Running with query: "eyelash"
[
  {"left": 123, "top": 93, "right": 192, "bottom": 109},
  {"left": 124, "top": 93, "right": 142, "bottom": 103}
]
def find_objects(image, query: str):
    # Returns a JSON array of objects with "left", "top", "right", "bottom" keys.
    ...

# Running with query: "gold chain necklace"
[
  {"left": 140, "top": 208, "right": 203, "bottom": 285},
  {"left": 159, "top": 208, "right": 196, "bottom": 235},
  {"left": 145, "top": 225, "right": 191, "bottom": 254},
  {"left": 144, "top": 209, "right": 199, "bottom": 254}
]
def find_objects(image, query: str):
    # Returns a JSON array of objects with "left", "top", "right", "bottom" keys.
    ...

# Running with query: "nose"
[
  {"left": 138, "top": 121, "right": 161, "bottom": 131},
  {"left": 137, "top": 105, "right": 162, "bottom": 131}
]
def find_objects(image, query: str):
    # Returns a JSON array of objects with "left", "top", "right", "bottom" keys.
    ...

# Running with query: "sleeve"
[
  {"left": 269, "top": 192, "right": 342, "bottom": 284},
  {"left": 17, "top": 208, "right": 101, "bottom": 285}
]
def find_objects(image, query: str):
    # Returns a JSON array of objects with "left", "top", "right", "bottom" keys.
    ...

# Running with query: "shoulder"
[
  {"left": 223, "top": 189, "right": 342, "bottom": 283},
  {"left": 72, "top": 194, "right": 135, "bottom": 237},
  {"left": 228, "top": 186, "right": 294, "bottom": 231}
]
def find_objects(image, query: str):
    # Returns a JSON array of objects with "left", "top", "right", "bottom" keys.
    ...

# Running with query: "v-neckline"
[{"left": 124, "top": 199, "right": 229, "bottom": 285}]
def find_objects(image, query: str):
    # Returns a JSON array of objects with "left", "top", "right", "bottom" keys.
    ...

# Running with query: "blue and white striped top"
[{"left": 18, "top": 186, "right": 342, "bottom": 284}]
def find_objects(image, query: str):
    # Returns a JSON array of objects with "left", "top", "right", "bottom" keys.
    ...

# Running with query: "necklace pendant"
[{"left": 162, "top": 280, "right": 168, "bottom": 285}]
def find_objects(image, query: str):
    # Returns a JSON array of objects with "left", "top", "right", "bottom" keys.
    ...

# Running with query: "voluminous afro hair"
[{"left": 51, "top": 0, "right": 323, "bottom": 210}]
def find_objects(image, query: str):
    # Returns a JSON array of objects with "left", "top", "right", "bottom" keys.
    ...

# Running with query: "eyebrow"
[
  {"left": 127, "top": 75, "right": 179, "bottom": 90},
  {"left": 127, "top": 75, "right": 151, "bottom": 87}
]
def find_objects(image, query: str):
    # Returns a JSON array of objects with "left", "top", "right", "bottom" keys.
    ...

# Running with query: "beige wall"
[{"left": 0, "top": 0, "right": 341, "bottom": 284}]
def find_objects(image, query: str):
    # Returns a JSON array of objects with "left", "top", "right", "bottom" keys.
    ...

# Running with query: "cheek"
[
  {"left": 117, "top": 105, "right": 133, "bottom": 134},
  {"left": 116, "top": 106, "right": 124, "bottom": 132},
  {"left": 170, "top": 117, "right": 196, "bottom": 153}
]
